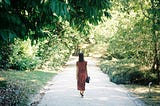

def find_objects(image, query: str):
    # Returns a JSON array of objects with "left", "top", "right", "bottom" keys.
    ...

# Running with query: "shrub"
[
  {"left": 9, "top": 39, "right": 40, "bottom": 71},
  {"left": 111, "top": 53, "right": 125, "bottom": 59},
  {"left": 143, "top": 72, "right": 158, "bottom": 85},
  {"left": 11, "top": 57, "right": 40, "bottom": 71},
  {"left": 0, "top": 82, "right": 28, "bottom": 105},
  {"left": 100, "top": 60, "right": 145, "bottom": 84},
  {"left": 125, "top": 69, "right": 144, "bottom": 84},
  {"left": 0, "top": 81, "right": 7, "bottom": 88}
]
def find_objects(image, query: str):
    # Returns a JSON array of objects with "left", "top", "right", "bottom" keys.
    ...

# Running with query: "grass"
[
  {"left": 99, "top": 55, "right": 160, "bottom": 106},
  {"left": 0, "top": 69, "right": 57, "bottom": 105},
  {"left": 125, "top": 84, "right": 160, "bottom": 106}
]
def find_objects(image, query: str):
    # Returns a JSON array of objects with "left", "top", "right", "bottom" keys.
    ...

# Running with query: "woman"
[{"left": 76, "top": 53, "right": 88, "bottom": 97}]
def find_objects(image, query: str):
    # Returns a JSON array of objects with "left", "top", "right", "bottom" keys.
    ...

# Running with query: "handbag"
[{"left": 86, "top": 76, "right": 90, "bottom": 83}]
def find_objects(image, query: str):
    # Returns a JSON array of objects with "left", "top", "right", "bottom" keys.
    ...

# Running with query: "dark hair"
[{"left": 79, "top": 53, "right": 84, "bottom": 62}]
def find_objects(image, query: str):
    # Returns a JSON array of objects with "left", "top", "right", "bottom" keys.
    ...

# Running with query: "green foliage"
[
  {"left": 0, "top": 0, "right": 61, "bottom": 43},
  {"left": 0, "top": 70, "right": 56, "bottom": 105},
  {"left": 0, "top": 83, "right": 28, "bottom": 105},
  {"left": 50, "top": 0, "right": 70, "bottom": 20},
  {"left": 0, "top": 0, "right": 111, "bottom": 44},
  {"left": 0, "top": 80, "right": 7, "bottom": 88},
  {"left": 9, "top": 39, "right": 40, "bottom": 71},
  {"left": 125, "top": 85, "right": 160, "bottom": 105},
  {"left": 107, "top": 8, "right": 155, "bottom": 66},
  {"left": 11, "top": 57, "right": 40, "bottom": 71},
  {"left": 98, "top": 0, "right": 159, "bottom": 84},
  {"left": 0, "top": 20, "right": 83, "bottom": 71},
  {"left": 0, "top": 0, "right": 111, "bottom": 105},
  {"left": 96, "top": 5, "right": 158, "bottom": 84},
  {"left": 0, "top": 44, "right": 12, "bottom": 69},
  {"left": 100, "top": 59, "right": 157, "bottom": 85},
  {"left": 37, "top": 23, "right": 80, "bottom": 70},
  {"left": 105, "top": 0, "right": 159, "bottom": 83},
  {"left": 0, "top": 0, "right": 112, "bottom": 70},
  {"left": 69, "top": 0, "right": 111, "bottom": 31}
]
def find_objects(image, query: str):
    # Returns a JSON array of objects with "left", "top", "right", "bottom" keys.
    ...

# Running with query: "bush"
[
  {"left": 0, "top": 81, "right": 7, "bottom": 88},
  {"left": 11, "top": 57, "right": 40, "bottom": 71},
  {"left": 8, "top": 39, "right": 40, "bottom": 71},
  {"left": 0, "top": 44, "right": 12, "bottom": 69},
  {"left": 109, "top": 69, "right": 143, "bottom": 84},
  {"left": 143, "top": 72, "right": 158, "bottom": 85},
  {"left": 0, "top": 82, "right": 28, "bottom": 105},
  {"left": 111, "top": 53, "right": 125, "bottom": 59},
  {"left": 127, "top": 69, "right": 144, "bottom": 84},
  {"left": 100, "top": 61, "right": 151, "bottom": 84}
]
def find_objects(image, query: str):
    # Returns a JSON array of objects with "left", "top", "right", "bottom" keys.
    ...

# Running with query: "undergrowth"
[
  {"left": 99, "top": 57, "right": 157, "bottom": 85},
  {"left": 0, "top": 70, "right": 56, "bottom": 105}
]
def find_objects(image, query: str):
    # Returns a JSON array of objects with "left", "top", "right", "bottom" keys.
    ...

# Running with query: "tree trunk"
[
  {"left": 152, "top": 41, "right": 160, "bottom": 84},
  {"left": 151, "top": 0, "right": 160, "bottom": 84}
]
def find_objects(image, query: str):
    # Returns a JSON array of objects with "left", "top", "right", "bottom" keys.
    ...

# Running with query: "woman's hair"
[{"left": 79, "top": 53, "right": 84, "bottom": 62}]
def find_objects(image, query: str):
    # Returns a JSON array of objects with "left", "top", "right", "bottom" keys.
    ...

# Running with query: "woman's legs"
[{"left": 80, "top": 90, "right": 84, "bottom": 97}]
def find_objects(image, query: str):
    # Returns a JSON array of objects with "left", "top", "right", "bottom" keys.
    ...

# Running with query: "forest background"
[{"left": 0, "top": 0, "right": 159, "bottom": 105}]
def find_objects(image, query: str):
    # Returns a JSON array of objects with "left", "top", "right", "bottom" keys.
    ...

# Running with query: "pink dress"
[{"left": 76, "top": 61, "right": 87, "bottom": 91}]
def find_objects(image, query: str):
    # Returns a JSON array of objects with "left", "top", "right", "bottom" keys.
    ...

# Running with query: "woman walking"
[{"left": 76, "top": 53, "right": 88, "bottom": 97}]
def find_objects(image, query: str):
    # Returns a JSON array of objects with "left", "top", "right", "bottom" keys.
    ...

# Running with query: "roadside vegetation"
[
  {"left": 0, "top": 0, "right": 159, "bottom": 105},
  {"left": 125, "top": 84, "right": 160, "bottom": 105},
  {"left": 0, "top": 70, "right": 56, "bottom": 105},
  {"left": 97, "top": 0, "right": 159, "bottom": 105},
  {"left": 0, "top": 0, "right": 111, "bottom": 105},
  {"left": 99, "top": 57, "right": 160, "bottom": 105}
]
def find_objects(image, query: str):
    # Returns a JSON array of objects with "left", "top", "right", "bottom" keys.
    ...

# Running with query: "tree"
[
  {"left": 68, "top": 0, "right": 111, "bottom": 31},
  {"left": 148, "top": 0, "right": 160, "bottom": 84},
  {"left": 0, "top": 0, "right": 111, "bottom": 68},
  {"left": 109, "top": 0, "right": 160, "bottom": 84},
  {"left": 130, "top": 0, "right": 160, "bottom": 84},
  {"left": 0, "top": 0, "right": 111, "bottom": 43}
]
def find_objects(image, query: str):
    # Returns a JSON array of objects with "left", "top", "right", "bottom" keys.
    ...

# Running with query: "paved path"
[{"left": 37, "top": 57, "right": 145, "bottom": 106}]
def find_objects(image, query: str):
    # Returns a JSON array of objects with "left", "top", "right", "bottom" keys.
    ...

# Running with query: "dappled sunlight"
[
  {"left": 0, "top": 77, "right": 5, "bottom": 81},
  {"left": 133, "top": 87, "right": 148, "bottom": 93},
  {"left": 139, "top": 66, "right": 150, "bottom": 71},
  {"left": 154, "top": 86, "right": 160, "bottom": 93},
  {"left": 31, "top": 79, "right": 37, "bottom": 82},
  {"left": 88, "top": 44, "right": 108, "bottom": 58},
  {"left": 34, "top": 69, "right": 59, "bottom": 74},
  {"left": 123, "top": 63, "right": 136, "bottom": 68},
  {"left": 125, "top": 85, "right": 160, "bottom": 105}
]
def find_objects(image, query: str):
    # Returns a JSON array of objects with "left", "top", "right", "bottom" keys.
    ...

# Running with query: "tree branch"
[{"left": 140, "top": 0, "right": 152, "bottom": 19}]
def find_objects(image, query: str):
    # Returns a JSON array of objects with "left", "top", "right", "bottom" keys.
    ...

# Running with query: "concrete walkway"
[{"left": 37, "top": 57, "right": 145, "bottom": 106}]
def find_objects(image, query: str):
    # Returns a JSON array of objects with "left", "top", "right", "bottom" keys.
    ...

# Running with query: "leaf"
[
  {"left": 60, "top": 2, "right": 63, "bottom": 16},
  {"left": 50, "top": 0, "right": 56, "bottom": 13},
  {"left": 9, "top": 32, "right": 16, "bottom": 42},
  {"left": 0, "top": 30, "right": 16, "bottom": 43},
  {"left": 4, "top": 0, "right": 10, "bottom": 5},
  {"left": 0, "top": 30, "right": 8, "bottom": 42}
]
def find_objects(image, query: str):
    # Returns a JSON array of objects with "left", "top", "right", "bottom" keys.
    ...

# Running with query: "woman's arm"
[{"left": 86, "top": 62, "right": 88, "bottom": 77}]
